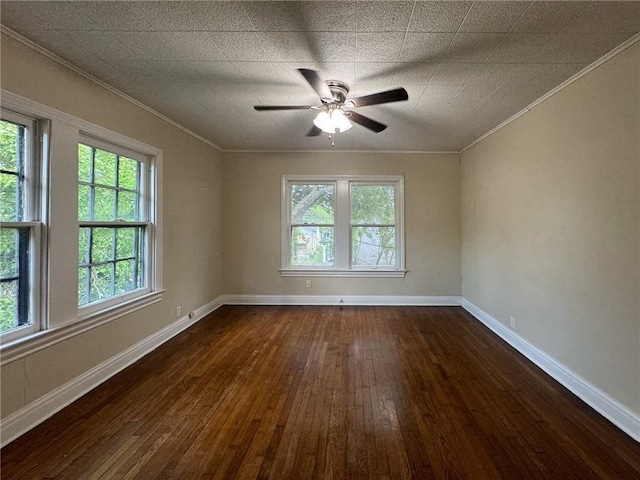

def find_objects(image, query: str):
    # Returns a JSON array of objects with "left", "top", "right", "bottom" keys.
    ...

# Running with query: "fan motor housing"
[{"left": 326, "top": 80, "right": 349, "bottom": 103}]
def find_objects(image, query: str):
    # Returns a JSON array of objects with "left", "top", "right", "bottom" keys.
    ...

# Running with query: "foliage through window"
[
  {"left": 291, "top": 184, "right": 335, "bottom": 267},
  {"left": 351, "top": 184, "right": 396, "bottom": 267},
  {"left": 0, "top": 112, "right": 40, "bottom": 338},
  {"left": 0, "top": 94, "right": 162, "bottom": 348},
  {"left": 282, "top": 176, "right": 404, "bottom": 276},
  {"left": 78, "top": 141, "right": 146, "bottom": 307}
]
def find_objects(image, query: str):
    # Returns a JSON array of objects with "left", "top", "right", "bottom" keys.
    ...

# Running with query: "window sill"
[
  {"left": 280, "top": 269, "right": 407, "bottom": 278},
  {"left": 0, "top": 290, "right": 164, "bottom": 366}
]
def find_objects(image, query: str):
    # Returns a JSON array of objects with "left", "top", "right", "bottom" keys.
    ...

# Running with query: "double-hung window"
[
  {"left": 0, "top": 109, "right": 44, "bottom": 341},
  {"left": 78, "top": 136, "right": 154, "bottom": 315},
  {"left": 0, "top": 92, "right": 163, "bottom": 354},
  {"left": 282, "top": 175, "right": 405, "bottom": 277}
]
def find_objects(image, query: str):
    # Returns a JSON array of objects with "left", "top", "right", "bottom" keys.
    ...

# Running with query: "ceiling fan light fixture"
[{"left": 313, "top": 109, "right": 352, "bottom": 134}]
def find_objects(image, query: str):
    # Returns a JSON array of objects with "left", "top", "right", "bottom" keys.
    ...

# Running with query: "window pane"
[
  {"left": 93, "top": 148, "right": 116, "bottom": 187},
  {"left": 0, "top": 228, "right": 18, "bottom": 278},
  {"left": 291, "top": 184, "right": 334, "bottom": 224},
  {"left": 116, "top": 227, "right": 135, "bottom": 259},
  {"left": 90, "top": 264, "right": 113, "bottom": 303},
  {"left": 0, "top": 280, "right": 18, "bottom": 333},
  {"left": 0, "top": 120, "right": 22, "bottom": 172},
  {"left": 79, "top": 227, "right": 90, "bottom": 265},
  {"left": 118, "top": 157, "right": 138, "bottom": 190},
  {"left": 93, "top": 186, "right": 116, "bottom": 221},
  {"left": 117, "top": 191, "right": 137, "bottom": 221},
  {"left": 78, "top": 184, "right": 91, "bottom": 221},
  {"left": 91, "top": 228, "right": 114, "bottom": 264},
  {"left": 80, "top": 226, "right": 144, "bottom": 306},
  {"left": 351, "top": 185, "right": 395, "bottom": 225},
  {"left": 115, "top": 260, "right": 136, "bottom": 294},
  {"left": 78, "top": 144, "right": 92, "bottom": 183},
  {"left": 291, "top": 226, "right": 334, "bottom": 266},
  {"left": 0, "top": 172, "right": 19, "bottom": 221},
  {"left": 352, "top": 226, "right": 396, "bottom": 267},
  {"left": 78, "top": 267, "right": 89, "bottom": 306},
  {"left": 0, "top": 227, "right": 30, "bottom": 331},
  {"left": 78, "top": 140, "right": 149, "bottom": 308}
]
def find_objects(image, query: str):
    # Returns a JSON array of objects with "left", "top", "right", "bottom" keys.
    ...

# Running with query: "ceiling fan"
[{"left": 254, "top": 69, "right": 409, "bottom": 139}]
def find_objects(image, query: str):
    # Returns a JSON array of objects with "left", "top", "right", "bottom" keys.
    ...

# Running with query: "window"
[
  {"left": 0, "top": 110, "right": 43, "bottom": 341},
  {"left": 77, "top": 137, "right": 155, "bottom": 316},
  {"left": 282, "top": 175, "right": 405, "bottom": 277},
  {"left": 0, "top": 91, "right": 163, "bottom": 352},
  {"left": 290, "top": 183, "right": 335, "bottom": 267},
  {"left": 351, "top": 184, "right": 397, "bottom": 267}
]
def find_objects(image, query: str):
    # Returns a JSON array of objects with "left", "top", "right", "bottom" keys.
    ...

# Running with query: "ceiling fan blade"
[
  {"left": 348, "top": 111, "right": 387, "bottom": 133},
  {"left": 298, "top": 68, "right": 333, "bottom": 100},
  {"left": 306, "top": 125, "right": 322, "bottom": 137},
  {"left": 254, "top": 105, "right": 315, "bottom": 111},
  {"left": 350, "top": 87, "right": 408, "bottom": 107}
]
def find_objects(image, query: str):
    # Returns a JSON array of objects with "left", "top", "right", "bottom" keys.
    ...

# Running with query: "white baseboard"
[
  {"left": 223, "top": 294, "right": 461, "bottom": 306},
  {"left": 0, "top": 296, "right": 224, "bottom": 448},
  {"left": 5, "top": 296, "right": 637, "bottom": 447},
  {"left": 461, "top": 299, "right": 640, "bottom": 442}
]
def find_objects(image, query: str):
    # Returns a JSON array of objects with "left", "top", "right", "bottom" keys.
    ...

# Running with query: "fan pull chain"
[{"left": 329, "top": 134, "right": 335, "bottom": 147}]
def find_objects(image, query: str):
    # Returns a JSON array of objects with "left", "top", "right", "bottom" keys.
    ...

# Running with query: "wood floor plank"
[{"left": 2, "top": 306, "right": 639, "bottom": 479}]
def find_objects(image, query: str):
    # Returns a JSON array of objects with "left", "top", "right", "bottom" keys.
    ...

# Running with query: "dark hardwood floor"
[{"left": 2, "top": 306, "right": 639, "bottom": 479}]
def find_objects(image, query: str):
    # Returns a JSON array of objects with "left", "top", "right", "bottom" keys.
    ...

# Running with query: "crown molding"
[
  {"left": 0, "top": 26, "right": 460, "bottom": 156},
  {"left": 461, "top": 32, "right": 640, "bottom": 154},
  {"left": 0, "top": 26, "right": 224, "bottom": 152},
  {"left": 224, "top": 149, "right": 459, "bottom": 154},
  {"left": 3, "top": 25, "right": 638, "bottom": 157}
]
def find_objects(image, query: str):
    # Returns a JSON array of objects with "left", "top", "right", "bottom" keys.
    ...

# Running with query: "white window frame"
[
  {"left": 76, "top": 134, "right": 157, "bottom": 320},
  {"left": 281, "top": 175, "right": 406, "bottom": 277},
  {"left": 0, "top": 91, "right": 163, "bottom": 361},
  {"left": 0, "top": 108, "right": 47, "bottom": 343}
]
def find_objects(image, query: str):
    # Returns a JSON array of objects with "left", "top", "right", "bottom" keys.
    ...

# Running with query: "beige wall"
[
  {"left": 1, "top": 34, "right": 224, "bottom": 417},
  {"left": 4, "top": 22, "right": 637, "bottom": 439},
  {"left": 223, "top": 152, "right": 461, "bottom": 297},
  {"left": 461, "top": 43, "right": 640, "bottom": 412}
]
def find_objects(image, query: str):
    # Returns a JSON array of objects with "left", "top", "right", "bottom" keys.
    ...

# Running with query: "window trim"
[
  {"left": 281, "top": 175, "right": 406, "bottom": 277},
  {"left": 75, "top": 133, "right": 162, "bottom": 321},
  {"left": 0, "top": 109, "right": 46, "bottom": 342},
  {"left": 0, "top": 90, "right": 163, "bottom": 360}
]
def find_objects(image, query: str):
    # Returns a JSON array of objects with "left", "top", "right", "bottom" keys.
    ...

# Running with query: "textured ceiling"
[{"left": 1, "top": 1, "right": 639, "bottom": 151}]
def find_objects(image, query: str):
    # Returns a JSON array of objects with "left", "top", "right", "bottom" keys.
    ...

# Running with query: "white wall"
[
  {"left": 0, "top": 34, "right": 224, "bottom": 418},
  {"left": 461, "top": 43, "right": 640, "bottom": 413},
  {"left": 223, "top": 151, "right": 461, "bottom": 298}
]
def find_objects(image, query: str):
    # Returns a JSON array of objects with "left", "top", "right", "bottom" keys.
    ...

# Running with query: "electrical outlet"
[
  {"left": 306, "top": 280, "right": 312, "bottom": 288},
  {"left": 176, "top": 306, "right": 181, "bottom": 318},
  {"left": 510, "top": 316, "right": 516, "bottom": 329},
  {"left": 188, "top": 311, "right": 195, "bottom": 319}
]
